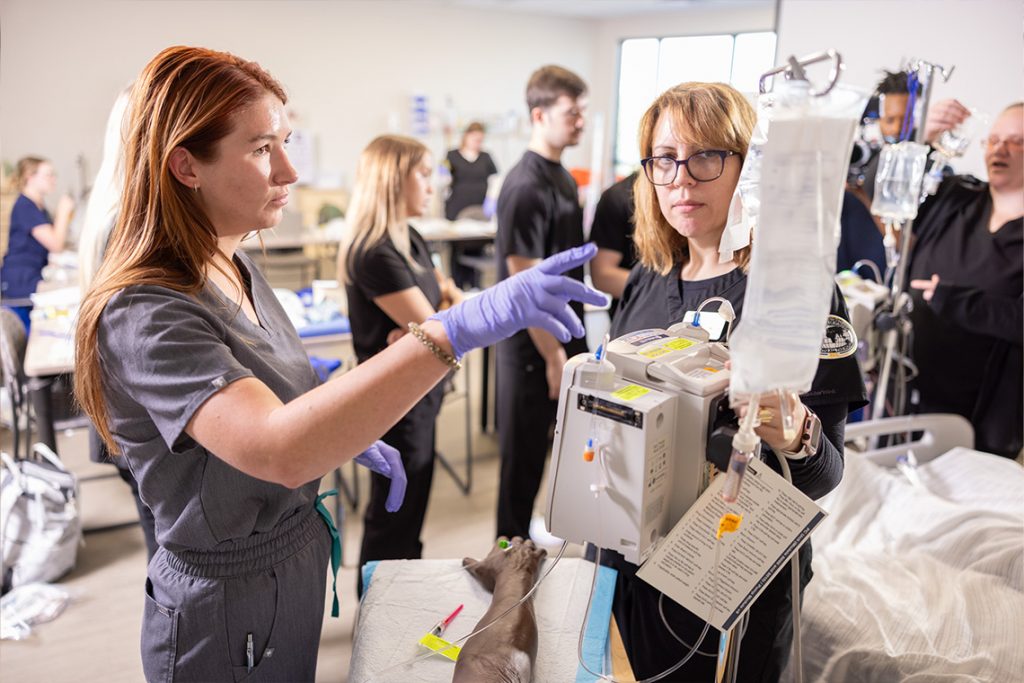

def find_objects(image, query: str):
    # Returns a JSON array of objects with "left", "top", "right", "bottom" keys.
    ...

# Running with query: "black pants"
[
  {"left": 495, "top": 358, "right": 558, "bottom": 539},
  {"left": 357, "top": 386, "right": 443, "bottom": 595},
  {"left": 598, "top": 542, "right": 813, "bottom": 682}
]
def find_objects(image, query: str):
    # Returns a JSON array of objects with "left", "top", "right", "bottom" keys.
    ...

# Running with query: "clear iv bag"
[
  {"left": 870, "top": 141, "right": 929, "bottom": 222},
  {"left": 729, "top": 81, "right": 868, "bottom": 398}
]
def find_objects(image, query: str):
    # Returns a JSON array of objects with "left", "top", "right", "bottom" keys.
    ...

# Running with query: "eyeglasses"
[
  {"left": 641, "top": 150, "right": 736, "bottom": 185},
  {"left": 549, "top": 106, "right": 586, "bottom": 122},
  {"left": 983, "top": 135, "right": 1024, "bottom": 150}
]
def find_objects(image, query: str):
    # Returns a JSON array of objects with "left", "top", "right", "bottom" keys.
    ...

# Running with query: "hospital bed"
[{"left": 784, "top": 415, "right": 1024, "bottom": 682}]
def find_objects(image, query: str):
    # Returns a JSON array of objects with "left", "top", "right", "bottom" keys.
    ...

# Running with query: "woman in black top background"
[
  {"left": 444, "top": 121, "right": 498, "bottom": 221},
  {"left": 606, "top": 82, "right": 867, "bottom": 681},
  {"left": 444, "top": 122, "right": 498, "bottom": 290},
  {"left": 908, "top": 102, "right": 1023, "bottom": 458},
  {"left": 340, "top": 135, "right": 463, "bottom": 593}
]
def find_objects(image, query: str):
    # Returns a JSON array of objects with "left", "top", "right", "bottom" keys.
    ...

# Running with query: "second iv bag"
[{"left": 870, "top": 141, "right": 929, "bottom": 222}]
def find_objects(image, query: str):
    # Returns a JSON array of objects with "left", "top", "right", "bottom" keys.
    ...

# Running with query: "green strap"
[{"left": 314, "top": 490, "right": 342, "bottom": 618}]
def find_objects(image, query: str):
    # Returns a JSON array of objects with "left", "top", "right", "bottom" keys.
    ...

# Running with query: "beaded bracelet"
[{"left": 408, "top": 322, "right": 461, "bottom": 371}]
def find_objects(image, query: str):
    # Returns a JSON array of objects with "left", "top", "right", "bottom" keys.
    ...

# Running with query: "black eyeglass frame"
[{"left": 640, "top": 150, "right": 738, "bottom": 185}]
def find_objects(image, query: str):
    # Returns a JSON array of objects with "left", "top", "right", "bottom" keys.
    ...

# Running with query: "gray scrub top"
[{"left": 98, "top": 252, "right": 321, "bottom": 553}]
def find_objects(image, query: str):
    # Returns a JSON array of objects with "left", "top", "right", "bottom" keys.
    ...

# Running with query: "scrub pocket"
[
  {"left": 141, "top": 577, "right": 179, "bottom": 683},
  {"left": 224, "top": 567, "right": 280, "bottom": 682}
]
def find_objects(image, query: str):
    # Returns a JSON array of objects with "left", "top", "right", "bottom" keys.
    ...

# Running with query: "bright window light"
[
  {"left": 615, "top": 38, "right": 660, "bottom": 171},
  {"left": 657, "top": 34, "right": 735, "bottom": 92},
  {"left": 731, "top": 32, "right": 778, "bottom": 94}
]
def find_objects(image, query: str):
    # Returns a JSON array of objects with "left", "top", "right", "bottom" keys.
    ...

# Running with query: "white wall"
[
  {"left": 4, "top": 0, "right": 1014, "bottom": 206},
  {"left": 777, "top": 0, "right": 1024, "bottom": 179},
  {"left": 0, "top": 0, "right": 599, "bottom": 200}
]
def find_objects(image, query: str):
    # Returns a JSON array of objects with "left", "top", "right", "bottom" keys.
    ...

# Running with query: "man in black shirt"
[
  {"left": 495, "top": 64, "right": 589, "bottom": 540},
  {"left": 590, "top": 171, "right": 638, "bottom": 320}
]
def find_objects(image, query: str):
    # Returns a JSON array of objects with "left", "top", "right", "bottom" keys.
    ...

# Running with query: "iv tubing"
[
  {"left": 851, "top": 259, "right": 883, "bottom": 285},
  {"left": 576, "top": 547, "right": 714, "bottom": 682}
]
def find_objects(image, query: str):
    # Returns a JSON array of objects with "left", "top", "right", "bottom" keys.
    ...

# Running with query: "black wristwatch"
[{"left": 780, "top": 408, "right": 822, "bottom": 460}]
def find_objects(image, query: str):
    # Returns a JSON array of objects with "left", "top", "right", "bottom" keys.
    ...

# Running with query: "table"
[
  {"left": 413, "top": 220, "right": 497, "bottom": 434},
  {"left": 23, "top": 288, "right": 81, "bottom": 453}
]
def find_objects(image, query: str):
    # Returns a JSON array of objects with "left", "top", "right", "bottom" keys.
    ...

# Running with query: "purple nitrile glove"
[
  {"left": 353, "top": 441, "right": 406, "bottom": 512},
  {"left": 431, "top": 243, "right": 607, "bottom": 358}
]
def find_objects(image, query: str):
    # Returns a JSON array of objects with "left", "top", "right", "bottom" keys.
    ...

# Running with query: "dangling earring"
[{"left": 193, "top": 184, "right": 199, "bottom": 193}]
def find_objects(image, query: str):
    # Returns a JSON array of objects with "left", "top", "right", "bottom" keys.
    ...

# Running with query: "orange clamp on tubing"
[{"left": 716, "top": 513, "right": 743, "bottom": 539}]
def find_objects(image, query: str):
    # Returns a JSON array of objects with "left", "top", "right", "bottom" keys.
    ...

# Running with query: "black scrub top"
[
  {"left": 444, "top": 150, "right": 497, "bottom": 221},
  {"left": 907, "top": 175, "right": 1023, "bottom": 455},
  {"left": 590, "top": 172, "right": 639, "bottom": 319},
  {"left": 98, "top": 252, "right": 321, "bottom": 553},
  {"left": 345, "top": 227, "right": 442, "bottom": 364},
  {"left": 613, "top": 264, "right": 868, "bottom": 415},
  {"left": 495, "top": 150, "right": 587, "bottom": 364}
]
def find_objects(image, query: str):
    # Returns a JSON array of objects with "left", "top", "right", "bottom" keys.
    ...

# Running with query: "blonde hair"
[
  {"left": 633, "top": 82, "right": 756, "bottom": 275},
  {"left": 78, "top": 87, "right": 132, "bottom": 291},
  {"left": 339, "top": 135, "right": 428, "bottom": 284},
  {"left": 10, "top": 157, "right": 47, "bottom": 192}
]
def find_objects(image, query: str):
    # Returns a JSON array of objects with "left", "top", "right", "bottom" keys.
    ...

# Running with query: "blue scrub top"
[
  {"left": 836, "top": 190, "right": 886, "bottom": 275},
  {"left": 2, "top": 194, "right": 51, "bottom": 299}
]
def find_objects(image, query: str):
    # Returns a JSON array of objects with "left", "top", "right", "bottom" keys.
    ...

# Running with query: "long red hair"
[{"left": 74, "top": 46, "right": 287, "bottom": 452}]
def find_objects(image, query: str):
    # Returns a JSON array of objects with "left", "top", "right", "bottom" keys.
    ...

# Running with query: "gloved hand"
[
  {"left": 432, "top": 243, "right": 607, "bottom": 358},
  {"left": 353, "top": 441, "right": 406, "bottom": 512}
]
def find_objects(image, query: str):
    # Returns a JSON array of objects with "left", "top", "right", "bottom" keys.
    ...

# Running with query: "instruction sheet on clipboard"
[{"left": 636, "top": 457, "right": 826, "bottom": 632}]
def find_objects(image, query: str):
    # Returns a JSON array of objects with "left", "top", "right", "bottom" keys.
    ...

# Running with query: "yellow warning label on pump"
[
  {"left": 664, "top": 338, "right": 696, "bottom": 351},
  {"left": 639, "top": 337, "right": 696, "bottom": 359},
  {"left": 612, "top": 384, "right": 651, "bottom": 401},
  {"left": 418, "top": 633, "right": 461, "bottom": 661}
]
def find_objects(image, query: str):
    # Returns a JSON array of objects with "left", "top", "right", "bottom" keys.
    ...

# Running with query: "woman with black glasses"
[{"left": 603, "top": 82, "right": 866, "bottom": 681}]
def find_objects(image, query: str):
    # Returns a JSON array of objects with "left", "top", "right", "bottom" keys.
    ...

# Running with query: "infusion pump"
[{"left": 545, "top": 323, "right": 732, "bottom": 565}]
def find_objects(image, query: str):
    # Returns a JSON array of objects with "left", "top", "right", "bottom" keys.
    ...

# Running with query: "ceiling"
[{"left": 452, "top": 0, "right": 774, "bottom": 20}]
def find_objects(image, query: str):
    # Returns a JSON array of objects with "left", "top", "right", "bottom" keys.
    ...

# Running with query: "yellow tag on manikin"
[
  {"left": 612, "top": 384, "right": 651, "bottom": 401},
  {"left": 418, "top": 633, "right": 461, "bottom": 661},
  {"left": 716, "top": 513, "right": 743, "bottom": 539}
]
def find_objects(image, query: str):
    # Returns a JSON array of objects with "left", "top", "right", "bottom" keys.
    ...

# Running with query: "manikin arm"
[{"left": 453, "top": 538, "right": 546, "bottom": 683}]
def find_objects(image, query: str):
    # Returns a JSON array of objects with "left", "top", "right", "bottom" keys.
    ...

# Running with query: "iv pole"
[
  {"left": 716, "top": 49, "right": 846, "bottom": 683},
  {"left": 870, "top": 60, "right": 954, "bottom": 422}
]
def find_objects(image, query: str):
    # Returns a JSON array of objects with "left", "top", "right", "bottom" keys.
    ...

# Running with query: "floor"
[{"left": 0, "top": 348, "right": 583, "bottom": 682}]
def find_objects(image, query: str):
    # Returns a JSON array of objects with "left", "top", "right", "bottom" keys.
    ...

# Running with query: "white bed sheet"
[{"left": 784, "top": 448, "right": 1024, "bottom": 682}]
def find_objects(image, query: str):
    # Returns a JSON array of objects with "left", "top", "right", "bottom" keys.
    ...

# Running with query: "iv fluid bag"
[
  {"left": 870, "top": 141, "right": 929, "bottom": 222},
  {"left": 730, "top": 83, "right": 868, "bottom": 398}
]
